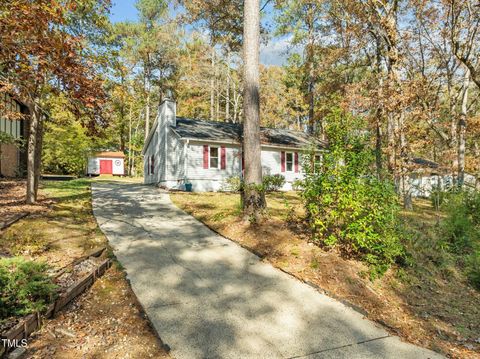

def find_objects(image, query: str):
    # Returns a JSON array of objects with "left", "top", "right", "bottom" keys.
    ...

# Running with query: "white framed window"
[
  {"left": 0, "top": 94, "right": 22, "bottom": 139},
  {"left": 209, "top": 146, "right": 219, "bottom": 169},
  {"left": 285, "top": 152, "right": 294, "bottom": 172}
]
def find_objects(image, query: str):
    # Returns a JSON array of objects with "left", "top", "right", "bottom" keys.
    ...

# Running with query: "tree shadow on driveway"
[{"left": 92, "top": 182, "right": 443, "bottom": 359}]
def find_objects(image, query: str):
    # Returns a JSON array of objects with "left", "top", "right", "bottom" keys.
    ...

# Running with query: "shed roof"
[
  {"left": 93, "top": 151, "right": 125, "bottom": 158},
  {"left": 173, "top": 117, "right": 326, "bottom": 149}
]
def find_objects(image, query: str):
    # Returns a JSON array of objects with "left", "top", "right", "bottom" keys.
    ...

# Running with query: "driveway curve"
[{"left": 92, "top": 182, "right": 442, "bottom": 359}]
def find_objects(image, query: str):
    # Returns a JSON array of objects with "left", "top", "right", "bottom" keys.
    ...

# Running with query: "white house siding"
[
  {"left": 183, "top": 144, "right": 305, "bottom": 192},
  {"left": 261, "top": 147, "right": 305, "bottom": 190},
  {"left": 185, "top": 141, "right": 242, "bottom": 192},
  {"left": 411, "top": 173, "right": 478, "bottom": 197}
]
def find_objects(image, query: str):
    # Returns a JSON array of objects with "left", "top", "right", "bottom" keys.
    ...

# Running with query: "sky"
[{"left": 108, "top": 0, "right": 295, "bottom": 66}]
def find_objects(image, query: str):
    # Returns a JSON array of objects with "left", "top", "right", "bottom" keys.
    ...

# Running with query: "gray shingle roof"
[
  {"left": 411, "top": 157, "right": 439, "bottom": 168},
  {"left": 173, "top": 117, "right": 326, "bottom": 149}
]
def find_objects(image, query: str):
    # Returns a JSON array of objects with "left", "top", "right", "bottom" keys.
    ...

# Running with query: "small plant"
[
  {"left": 467, "top": 252, "right": 480, "bottom": 289},
  {"left": 440, "top": 191, "right": 480, "bottom": 252},
  {"left": 0, "top": 257, "right": 57, "bottom": 320},
  {"left": 281, "top": 192, "right": 296, "bottom": 222},
  {"left": 439, "top": 190, "right": 480, "bottom": 289},
  {"left": 262, "top": 174, "right": 285, "bottom": 192},
  {"left": 292, "top": 179, "right": 303, "bottom": 191},
  {"left": 223, "top": 176, "right": 242, "bottom": 192}
]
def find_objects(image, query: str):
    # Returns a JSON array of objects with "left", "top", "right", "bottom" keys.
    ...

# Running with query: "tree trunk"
[
  {"left": 374, "top": 35, "right": 384, "bottom": 179},
  {"left": 226, "top": 51, "right": 231, "bottom": 121},
  {"left": 384, "top": 2, "right": 411, "bottom": 209},
  {"left": 306, "top": 4, "right": 315, "bottom": 135},
  {"left": 33, "top": 114, "right": 44, "bottom": 197},
  {"left": 210, "top": 46, "right": 215, "bottom": 121},
  {"left": 216, "top": 79, "right": 220, "bottom": 121},
  {"left": 375, "top": 120, "right": 382, "bottom": 178},
  {"left": 457, "top": 67, "right": 470, "bottom": 188},
  {"left": 233, "top": 80, "right": 238, "bottom": 123},
  {"left": 242, "top": 0, "right": 265, "bottom": 219},
  {"left": 26, "top": 100, "right": 41, "bottom": 204},
  {"left": 128, "top": 105, "right": 133, "bottom": 176},
  {"left": 145, "top": 91, "right": 150, "bottom": 140},
  {"left": 144, "top": 56, "right": 151, "bottom": 140},
  {"left": 398, "top": 112, "right": 412, "bottom": 210},
  {"left": 450, "top": 96, "right": 458, "bottom": 185}
]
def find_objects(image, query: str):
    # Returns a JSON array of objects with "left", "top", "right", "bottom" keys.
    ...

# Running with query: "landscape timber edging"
[
  {"left": 0, "top": 254, "right": 111, "bottom": 357},
  {"left": 0, "top": 213, "right": 29, "bottom": 231}
]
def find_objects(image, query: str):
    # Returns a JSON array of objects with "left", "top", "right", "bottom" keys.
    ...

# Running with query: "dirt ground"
[
  {"left": 0, "top": 179, "right": 169, "bottom": 358},
  {"left": 0, "top": 179, "right": 51, "bottom": 227},
  {"left": 171, "top": 191, "right": 480, "bottom": 359},
  {"left": 26, "top": 265, "right": 169, "bottom": 359}
]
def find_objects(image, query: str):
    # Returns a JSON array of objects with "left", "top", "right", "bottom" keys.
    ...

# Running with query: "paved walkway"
[{"left": 92, "top": 183, "right": 442, "bottom": 359}]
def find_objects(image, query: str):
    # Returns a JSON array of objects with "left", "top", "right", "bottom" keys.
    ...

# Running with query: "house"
[
  {"left": 409, "top": 157, "right": 478, "bottom": 197},
  {"left": 0, "top": 93, "right": 30, "bottom": 177},
  {"left": 142, "top": 97, "right": 326, "bottom": 191},
  {"left": 87, "top": 152, "right": 125, "bottom": 176}
]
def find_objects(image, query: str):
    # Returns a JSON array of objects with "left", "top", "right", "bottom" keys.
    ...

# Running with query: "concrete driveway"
[{"left": 92, "top": 182, "right": 442, "bottom": 359}]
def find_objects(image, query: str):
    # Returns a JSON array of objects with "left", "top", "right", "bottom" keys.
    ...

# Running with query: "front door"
[{"left": 99, "top": 159, "right": 112, "bottom": 174}]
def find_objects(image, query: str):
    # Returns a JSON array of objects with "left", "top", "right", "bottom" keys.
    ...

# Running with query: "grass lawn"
[
  {"left": 0, "top": 179, "right": 169, "bottom": 358},
  {"left": 171, "top": 191, "right": 480, "bottom": 358}
]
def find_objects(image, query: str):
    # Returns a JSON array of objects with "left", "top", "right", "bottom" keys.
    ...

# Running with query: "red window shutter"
[
  {"left": 221, "top": 146, "right": 226, "bottom": 170},
  {"left": 203, "top": 145, "right": 209, "bottom": 169},
  {"left": 281, "top": 151, "right": 286, "bottom": 172},
  {"left": 294, "top": 152, "right": 299, "bottom": 173}
]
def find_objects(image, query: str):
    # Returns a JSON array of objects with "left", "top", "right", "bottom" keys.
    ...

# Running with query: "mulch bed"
[{"left": 0, "top": 249, "right": 111, "bottom": 356}]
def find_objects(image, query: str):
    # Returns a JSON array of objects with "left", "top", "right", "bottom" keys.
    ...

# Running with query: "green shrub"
[
  {"left": 467, "top": 251, "right": 480, "bottom": 290},
  {"left": 223, "top": 174, "right": 286, "bottom": 193},
  {"left": 292, "top": 179, "right": 303, "bottom": 191},
  {"left": 223, "top": 176, "right": 242, "bottom": 192},
  {"left": 263, "top": 174, "right": 285, "bottom": 192},
  {"left": 440, "top": 191, "right": 480, "bottom": 252},
  {"left": 300, "top": 109, "right": 405, "bottom": 279},
  {"left": 439, "top": 191, "right": 480, "bottom": 289},
  {"left": 0, "top": 257, "right": 57, "bottom": 320}
]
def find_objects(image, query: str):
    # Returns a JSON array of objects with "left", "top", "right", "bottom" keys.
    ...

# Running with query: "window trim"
[
  {"left": 209, "top": 146, "right": 220, "bottom": 169},
  {"left": 285, "top": 151, "right": 294, "bottom": 172}
]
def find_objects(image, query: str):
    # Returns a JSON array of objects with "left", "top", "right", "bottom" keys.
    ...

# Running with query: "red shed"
[{"left": 87, "top": 151, "right": 125, "bottom": 176}]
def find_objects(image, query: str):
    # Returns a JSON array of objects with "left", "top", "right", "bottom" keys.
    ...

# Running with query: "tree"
[
  {"left": 260, "top": 65, "right": 306, "bottom": 129},
  {"left": 0, "top": 0, "right": 108, "bottom": 203},
  {"left": 242, "top": 0, "right": 266, "bottom": 219},
  {"left": 132, "top": 0, "right": 171, "bottom": 138},
  {"left": 42, "top": 96, "right": 92, "bottom": 176},
  {"left": 448, "top": 0, "right": 480, "bottom": 89},
  {"left": 275, "top": 0, "right": 325, "bottom": 135}
]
